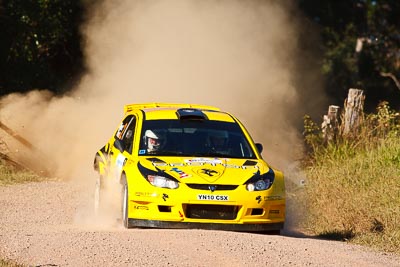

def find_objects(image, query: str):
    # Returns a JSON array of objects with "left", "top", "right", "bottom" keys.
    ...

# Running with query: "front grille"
[
  {"left": 186, "top": 184, "right": 238, "bottom": 191},
  {"left": 185, "top": 204, "right": 239, "bottom": 220}
]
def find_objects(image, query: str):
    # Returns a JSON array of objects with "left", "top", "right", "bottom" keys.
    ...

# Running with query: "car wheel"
[{"left": 121, "top": 176, "right": 130, "bottom": 228}]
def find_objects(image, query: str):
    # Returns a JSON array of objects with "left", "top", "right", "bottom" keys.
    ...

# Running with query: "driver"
[
  {"left": 144, "top": 130, "right": 166, "bottom": 153},
  {"left": 208, "top": 130, "right": 229, "bottom": 153}
]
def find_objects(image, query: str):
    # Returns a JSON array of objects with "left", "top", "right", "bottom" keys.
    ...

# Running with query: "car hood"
[{"left": 137, "top": 156, "right": 269, "bottom": 184}]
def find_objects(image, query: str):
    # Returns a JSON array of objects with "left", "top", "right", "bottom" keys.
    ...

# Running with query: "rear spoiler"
[{"left": 124, "top": 103, "right": 220, "bottom": 114}]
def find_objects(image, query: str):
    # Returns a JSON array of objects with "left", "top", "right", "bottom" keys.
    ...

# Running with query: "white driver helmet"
[{"left": 145, "top": 130, "right": 166, "bottom": 152}]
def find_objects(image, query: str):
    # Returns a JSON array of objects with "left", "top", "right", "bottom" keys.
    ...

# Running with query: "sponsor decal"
[
  {"left": 116, "top": 154, "right": 126, "bottom": 167},
  {"left": 197, "top": 194, "right": 229, "bottom": 201},
  {"left": 162, "top": 193, "right": 169, "bottom": 201},
  {"left": 255, "top": 195, "right": 283, "bottom": 203},
  {"left": 256, "top": 196, "right": 283, "bottom": 204},
  {"left": 152, "top": 162, "right": 169, "bottom": 167},
  {"left": 171, "top": 167, "right": 191, "bottom": 178},
  {"left": 115, "top": 154, "right": 127, "bottom": 176},
  {"left": 146, "top": 157, "right": 166, "bottom": 163},
  {"left": 116, "top": 122, "right": 128, "bottom": 140},
  {"left": 169, "top": 162, "right": 185, "bottom": 167},
  {"left": 264, "top": 196, "right": 283, "bottom": 200},
  {"left": 135, "top": 192, "right": 158, "bottom": 197},
  {"left": 223, "top": 164, "right": 240, "bottom": 169},
  {"left": 134, "top": 206, "right": 149, "bottom": 210},
  {"left": 152, "top": 161, "right": 259, "bottom": 169},
  {"left": 139, "top": 149, "right": 146, "bottom": 155},
  {"left": 200, "top": 169, "right": 219, "bottom": 177},
  {"left": 269, "top": 210, "right": 280, "bottom": 214},
  {"left": 185, "top": 158, "right": 223, "bottom": 165}
]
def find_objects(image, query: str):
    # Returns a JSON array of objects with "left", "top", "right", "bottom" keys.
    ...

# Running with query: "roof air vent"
[{"left": 176, "top": 108, "right": 207, "bottom": 120}]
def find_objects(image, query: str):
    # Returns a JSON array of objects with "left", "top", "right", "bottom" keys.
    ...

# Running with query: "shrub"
[{"left": 302, "top": 102, "right": 400, "bottom": 254}]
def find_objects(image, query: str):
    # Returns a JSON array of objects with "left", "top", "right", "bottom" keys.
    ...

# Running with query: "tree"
[
  {"left": 0, "top": 0, "right": 85, "bottom": 95},
  {"left": 298, "top": 0, "right": 400, "bottom": 110}
]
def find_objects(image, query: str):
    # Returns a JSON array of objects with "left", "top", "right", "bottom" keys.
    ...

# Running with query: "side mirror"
[
  {"left": 255, "top": 143, "right": 263, "bottom": 154},
  {"left": 114, "top": 139, "right": 124, "bottom": 153}
]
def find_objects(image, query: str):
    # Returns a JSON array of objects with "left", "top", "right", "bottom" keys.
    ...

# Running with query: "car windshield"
[{"left": 138, "top": 119, "right": 256, "bottom": 159}]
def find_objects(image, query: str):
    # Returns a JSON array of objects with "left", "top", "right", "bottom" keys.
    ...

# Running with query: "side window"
[{"left": 115, "top": 115, "right": 136, "bottom": 154}]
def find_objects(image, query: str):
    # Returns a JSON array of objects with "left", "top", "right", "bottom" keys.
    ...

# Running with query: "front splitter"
[{"left": 128, "top": 218, "right": 283, "bottom": 232}]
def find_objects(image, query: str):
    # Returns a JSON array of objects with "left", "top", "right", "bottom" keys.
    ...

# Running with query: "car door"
[{"left": 110, "top": 114, "right": 137, "bottom": 180}]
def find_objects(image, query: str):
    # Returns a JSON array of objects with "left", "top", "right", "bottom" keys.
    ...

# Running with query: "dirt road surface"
[{"left": 0, "top": 181, "right": 399, "bottom": 267}]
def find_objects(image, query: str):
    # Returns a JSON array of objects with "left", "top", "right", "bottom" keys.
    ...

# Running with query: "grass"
[
  {"left": 0, "top": 259, "right": 24, "bottom": 267},
  {"left": 301, "top": 102, "right": 400, "bottom": 254},
  {"left": 0, "top": 160, "right": 48, "bottom": 185}
]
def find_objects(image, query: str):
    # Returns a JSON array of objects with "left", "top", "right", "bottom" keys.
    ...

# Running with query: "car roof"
[{"left": 124, "top": 103, "right": 235, "bottom": 122}]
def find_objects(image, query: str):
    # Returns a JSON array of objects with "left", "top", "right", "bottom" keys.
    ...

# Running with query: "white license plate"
[{"left": 197, "top": 194, "right": 229, "bottom": 201}]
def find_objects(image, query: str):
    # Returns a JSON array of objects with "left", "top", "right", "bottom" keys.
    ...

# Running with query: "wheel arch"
[{"left": 94, "top": 146, "right": 108, "bottom": 172}]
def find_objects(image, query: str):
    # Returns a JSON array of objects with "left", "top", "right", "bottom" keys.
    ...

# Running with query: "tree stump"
[
  {"left": 343, "top": 89, "right": 365, "bottom": 136},
  {"left": 322, "top": 105, "right": 340, "bottom": 143}
]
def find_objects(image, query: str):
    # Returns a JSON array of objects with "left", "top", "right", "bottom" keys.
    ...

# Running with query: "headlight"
[
  {"left": 147, "top": 175, "right": 179, "bottom": 189},
  {"left": 245, "top": 169, "right": 274, "bottom": 191},
  {"left": 138, "top": 162, "right": 180, "bottom": 189},
  {"left": 246, "top": 178, "right": 272, "bottom": 191}
]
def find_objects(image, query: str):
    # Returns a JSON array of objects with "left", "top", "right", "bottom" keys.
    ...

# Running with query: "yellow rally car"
[{"left": 93, "top": 103, "right": 285, "bottom": 232}]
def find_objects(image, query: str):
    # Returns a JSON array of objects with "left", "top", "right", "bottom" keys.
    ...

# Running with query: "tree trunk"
[
  {"left": 343, "top": 89, "right": 364, "bottom": 136},
  {"left": 322, "top": 105, "right": 340, "bottom": 143}
]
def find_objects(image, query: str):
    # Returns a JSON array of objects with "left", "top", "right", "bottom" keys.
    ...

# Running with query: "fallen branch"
[
  {"left": 0, "top": 120, "right": 52, "bottom": 177},
  {"left": 0, "top": 121, "right": 35, "bottom": 150}
]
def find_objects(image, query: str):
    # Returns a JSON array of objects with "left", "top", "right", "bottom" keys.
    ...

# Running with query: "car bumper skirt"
[{"left": 128, "top": 218, "right": 284, "bottom": 232}]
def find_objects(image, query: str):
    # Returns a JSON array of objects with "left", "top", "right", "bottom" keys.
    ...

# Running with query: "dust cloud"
[
  {"left": 77, "top": 0, "right": 323, "bottom": 166},
  {"left": 0, "top": 0, "right": 324, "bottom": 229}
]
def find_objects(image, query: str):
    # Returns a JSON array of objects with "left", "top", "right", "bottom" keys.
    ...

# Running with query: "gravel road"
[{"left": 0, "top": 181, "right": 399, "bottom": 267}]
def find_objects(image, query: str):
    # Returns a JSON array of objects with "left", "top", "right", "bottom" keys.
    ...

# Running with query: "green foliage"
[
  {"left": 0, "top": 0, "right": 84, "bottom": 94},
  {"left": 303, "top": 115, "right": 323, "bottom": 153},
  {"left": 298, "top": 0, "right": 400, "bottom": 109},
  {"left": 302, "top": 103, "right": 400, "bottom": 254},
  {"left": 365, "top": 101, "right": 400, "bottom": 137},
  {"left": 0, "top": 160, "right": 47, "bottom": 185},
  {"left": 0, "top": 259, "right": 24, "bottom": 267},
  {"left": 304, "top": 102, "right": 400, "bottom": 157}
]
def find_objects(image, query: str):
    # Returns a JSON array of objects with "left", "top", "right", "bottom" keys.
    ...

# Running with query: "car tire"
[{"left": 121, "top": 176, "right": 130, "bottom": 229}]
